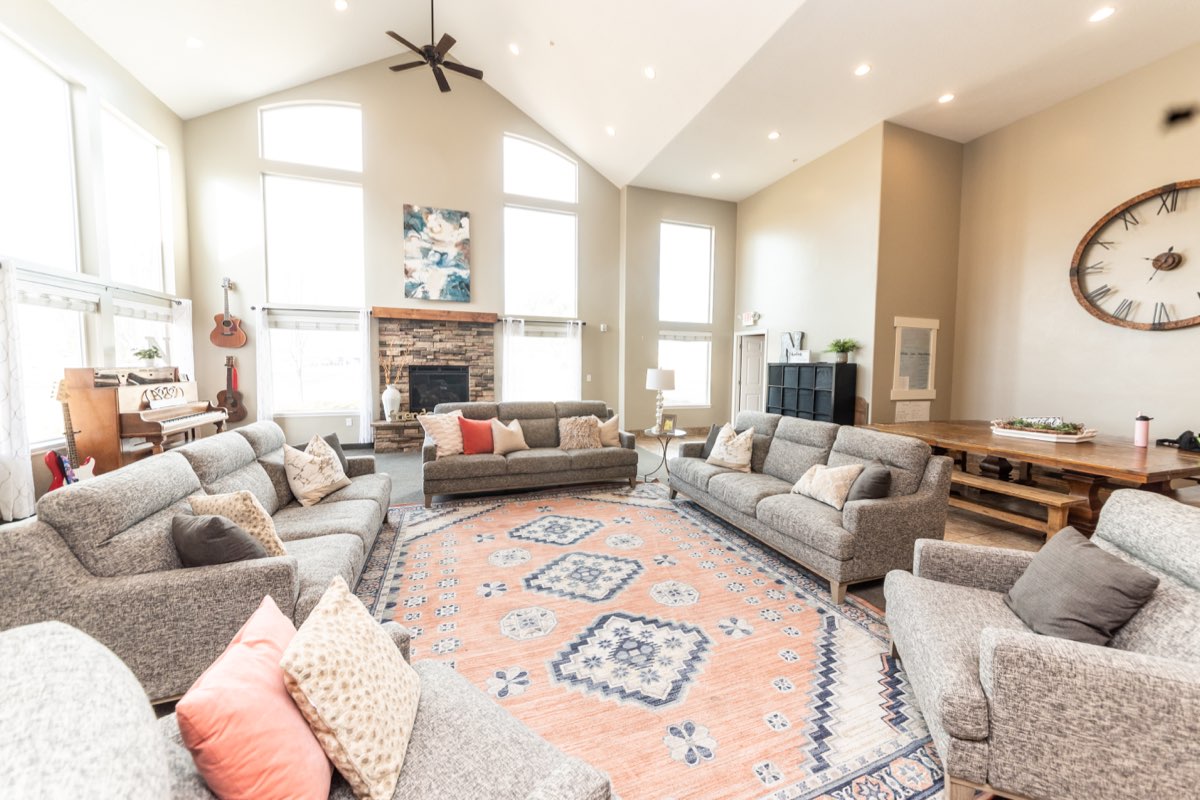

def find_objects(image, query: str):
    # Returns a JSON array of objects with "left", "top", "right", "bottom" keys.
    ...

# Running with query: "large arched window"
[
  {"left": 259, "top": 102, "right": 363, "bottom": 172},
  {"left": 503, "top": 134, "right": 577, "bottom": 204}
]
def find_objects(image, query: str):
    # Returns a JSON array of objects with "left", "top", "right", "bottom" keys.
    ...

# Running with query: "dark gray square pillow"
[
  {"left": 846, "top": 459, "right": 891, "bottom": 502},
  {"left": 289, "top": 433, "right": 349, "bottom": 472},
  {"left": 1004, "top": 527, "right": 1159, "bottom": 645},
  {"left": 171, "top": 515, "right": 268, "bottom": 568},
  {"left": 700, "top": 424, "right": 722, "bottom": 460}
]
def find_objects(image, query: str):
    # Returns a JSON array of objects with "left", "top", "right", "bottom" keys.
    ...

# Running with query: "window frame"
[
  {"left": 502, "top": 202, "right": 580, "bottom": 320},
  {"left": 657, "top": 333, "right": 713, "bottom": 409},
  {"left": 502, "top": 133, "right": 578, "bottom": 205},
  {"left": 258, "top": 101, "right": 364, "bottom": 173}
]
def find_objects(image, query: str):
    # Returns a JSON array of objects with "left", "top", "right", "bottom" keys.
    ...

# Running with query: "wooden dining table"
[{"left": 868, "top": 420, "right": 1200, "bottom": 531}]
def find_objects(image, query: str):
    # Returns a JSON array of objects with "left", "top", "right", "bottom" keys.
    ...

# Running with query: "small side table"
[{"left": 643, "top": 428, "right": 687, "bottom": 482}]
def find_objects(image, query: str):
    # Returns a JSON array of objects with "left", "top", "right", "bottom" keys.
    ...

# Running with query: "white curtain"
[
  {"left": 564, "top": 320, "right": 583, "bottom": 400},
  {"left": 358, "top": 308, "right": 373, "bottom": 444},
  {"left": 255, "top": 306, "right": 274, "bottom": 422},
  {"left": 500, "top": 317, "right": 525, "bottom": 401},
  {"left": 501, "top": 318, "right": 582, "bottom": 402},
  {"left": 169, "top": 299, "right": 195, "bottom": 381},
  {"left": 0, "top": 264, "right": 35, "bottom": 521}
]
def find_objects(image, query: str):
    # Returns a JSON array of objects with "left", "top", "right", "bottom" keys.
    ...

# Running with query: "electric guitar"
[
  {"left": 44, "top": 381, "right": 97, "bottom": 491},
  {"left": 216, "top": 355, "right": 248, "bottom": 423},
  {"left": 210, "top": 277, "right": 248, "bottom": 348}
]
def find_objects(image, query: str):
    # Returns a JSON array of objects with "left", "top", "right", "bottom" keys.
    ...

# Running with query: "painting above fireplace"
[{"left": 409, "top": 365, "right": 469, "bottom": 412}]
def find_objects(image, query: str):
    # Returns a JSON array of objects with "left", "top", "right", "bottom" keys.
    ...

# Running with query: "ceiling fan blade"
[
  {"left": 386, "top": 30, "right": 425, "bottom": 57},
  {"left": 442, "top": 61, "right": 483, "bottom": 80},
  {"left": 389, "top": 61, "right": 426, "bottom": 72},
  {"left": 432, "top": 65, "right": 451, "bottom": 93},
  {"left": 435, "top": 33, "right": 456, "bottom": 58}
]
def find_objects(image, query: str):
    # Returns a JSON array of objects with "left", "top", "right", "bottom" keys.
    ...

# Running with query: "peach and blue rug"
[{"left": 357, "top": 485, "right": 943, "bottom": 800}]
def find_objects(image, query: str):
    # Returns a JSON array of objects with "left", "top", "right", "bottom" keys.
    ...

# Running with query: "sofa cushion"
[
  {"left": 597, "top": 415, "right": 621, "bottom": 447},
  {"left": 288, "top": 434, "right": 350, "bottom": 473},
  {"left": 828, "top": 426, "right": 930, "bottom": 496},
  {"left": 497, "top": 402, "right": 559, "bottom": 448},
  {"left": 433, "top": 402, "right": 499, "bottom": 421},
  {"left": 734, "top": 410, "right": 782, "bottom": 473},
  {"left": 566, "top": 447, "right": 639, "bottom": 471},
  {"left": 234, "top": 420, "right": 288, "bottom": 458},
  {"left": 459, "top": 416, "right": 494, "bottom": 455},
  {"left": 492, "top": 419, "right": 531, "bottom": 456},
  {"left": 755, "top": 494, "right": 855, "bottom": 561},
  {"left": 555, "top": 400, "right": 609, "bottom": 420},
  {"left": 419, "top": 410, "right": 465, "bottom": 458},
  {"left": 284, "top": 438, "right": 352, "bottom": 507},
  {"left": 847, "top": 459, "right": 892, "bottom": 501},
  {"left": 505, "top": 449, "right": 572, "bottom": 475},
  {"left": 761, "top": 417, "right": 839, "bottom": 484},
  {"left": 791, "top": 463, "right": 865, "bottom": 511},
  {"left": 321, "top": 473, "right": 392, "bottom": 513},
  {"left": 668, "top": 457, "right": 731, "bottom": 492},
  {"left": 177, "top": 434, "right": 283, "bottom": 514},
  {"left": 707, "top": 472, "right": 793, "bottom": 517},
  {"left": 559, "top": 416, "right": 602, "bottom": 450},
  {"left": 256, "top": 449, "right": 295, "bottom": 509},
  {"left": 423, "top": 454, "right": 509, "bottom": 481},
  {"left": 37, "top": 451, "right": 201, "bottom": 577},
  {"left": 884, "top": 570, "right": 1029, "bottom": 741},
  {"left": 706, "top": 425, "right": 754, "bottom": 472},
  {"left": 273, "top": 499, "right": 381, "bottom": 546},
  {"left": 284, "top": 535, "right": 366, "bottom": 622}
]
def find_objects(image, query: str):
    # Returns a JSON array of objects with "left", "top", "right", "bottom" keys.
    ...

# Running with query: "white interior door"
[{"left": 736, "top": 334, "right": 765, "bottom": 414}]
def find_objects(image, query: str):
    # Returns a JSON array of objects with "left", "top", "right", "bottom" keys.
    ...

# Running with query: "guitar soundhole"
[{"left": 222, "top": 320, "right": 233, "bottom": 329}]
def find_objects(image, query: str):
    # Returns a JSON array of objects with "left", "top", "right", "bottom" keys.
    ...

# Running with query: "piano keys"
[{"left": 63, "top": 367, "right": 229, "bottom": 476}]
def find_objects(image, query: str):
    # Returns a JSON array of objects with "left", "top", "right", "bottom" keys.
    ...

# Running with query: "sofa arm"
[
  {"left": 913, "top": 539, "right": 1034, "bottom": 593},
  {"left": 979, "top": 627, "right": 1200, "bottom": 799},
  {"left": 525, "top": 758, "right": 612, "bottom": 800},
  {"left": 345, "top": 455, "right": 376, "bottom": 477},
  {"left": 678, "top": 442, "right": 704, "bottom": 459},
  {"left": 381, "top": 621, "right": 412, "bottom": 662},
  {"left": 422, "top": 438, "right": 438, "bottom": 464},
  {"left": 618, "top": 431, "right": 636, "bottom": 450}
]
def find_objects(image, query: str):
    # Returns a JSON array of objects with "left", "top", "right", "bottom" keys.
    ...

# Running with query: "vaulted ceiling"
[{"left": 44, "top": 0, "right": 1200, "bottom": 201}]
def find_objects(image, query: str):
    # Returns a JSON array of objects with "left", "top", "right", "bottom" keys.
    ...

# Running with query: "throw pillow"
[
  {"left": 1004, "top": 527, "right": 1160, "bottom": 645},
  {"left": 792, "top": 463, "right": 866, "bottom": 511},
  {"left": 846, "top": 459, "right": 892, "bottom": 502},
  {"left": 418, "top": 409, "right": 465, "bottom": 458},
  {"left": 281, "top": 577, "right": 421, "bottom": 800},
  {"left": 458, "top": 416, "right": 494, "bottom": 455},
  {"left": 189, "top": 490, "right": 286, "bottom": 557},
  {"left": 290, "top": 433, "right": 348, "bottom": 473},
  {"left": 284, "top": 435, "right": 352, "bottom": 507},
  {"left": 491, "top": 418, "right": 530, "bottom": 456},
  {"left": 705, "top": 424, "right": 754, "bottom": 472},
  {"left": 596, "top": 414, "right": 622, "bottom": 448},
  {"left": 700, "top": 424, "right": 722, "bottom": 460},
  {"left": 559, "top": 415, "right": 602, "bottom": 450},
  {"left": 171, "top": 514, "right": 267, "bottom": 568},
  {"left": 176, "top": 597, "right": 332, "bottom": 800}
]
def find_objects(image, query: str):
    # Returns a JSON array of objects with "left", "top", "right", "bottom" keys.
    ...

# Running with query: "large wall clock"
[{"left": 1070, "top": 179, "right": 1200, "bottom": 330}]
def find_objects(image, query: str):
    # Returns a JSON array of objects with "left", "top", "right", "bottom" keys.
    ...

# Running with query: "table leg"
[
  {"left": 1061, "top": 472, "right": 1103, "bottom": 533},
  {"left": 979, "top": 456, "right": 1013, "bottom": 482},
  {"left": 643, "top": 437, "right": 670, "bottom": 483}
]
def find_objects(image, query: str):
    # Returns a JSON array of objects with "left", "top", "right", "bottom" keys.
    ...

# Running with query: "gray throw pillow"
[
  {"left": 290, "top": 433, "right": 349, "bottom": 472},
  {"left": 1004, "top": 527, "right": 1159, "bottom": 645},
  {"left": 846, "top": 459, "right": 891, "bottom": 502},
  {"left": 700, "top": 424, "right": 722, "bottom": 459},
  {"left": 171, "top": 514, "right": 268, "bottom": 568}
]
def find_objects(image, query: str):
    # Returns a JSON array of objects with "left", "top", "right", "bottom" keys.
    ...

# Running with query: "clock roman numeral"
[
  {"left": 1118, "top": 209, "right": 1140, "bottom": 230},
  {"left": 1157, "top": 188, "right": 1179, "bottom": 215},
  {"left": 1153, "top": 302, "right": 1171, "bottom": 326},
  {"left": 1114, "top": 299, "right": 1134, "bottom": 320},
  {"left": 1095, "top": 240, "right": 1117, "bottom": 250},
  {"left": 1086, "top": 284, "right": 1114, "bottom": 304},
  {"left": 1082, "top": 262, "right": 1105, "bottom": 273}
]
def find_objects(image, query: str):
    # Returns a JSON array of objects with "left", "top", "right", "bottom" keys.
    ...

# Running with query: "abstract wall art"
[{"left": 403, "top": 205, "right": 471, "bottom": 302}]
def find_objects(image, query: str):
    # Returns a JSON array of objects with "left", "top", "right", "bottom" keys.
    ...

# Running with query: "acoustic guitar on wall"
[
  {"left": 210, "top": 277, "right": 247, "bottom": 348},
  {"left": 216, "top": 355, "right": 248, "bottom": 424}
]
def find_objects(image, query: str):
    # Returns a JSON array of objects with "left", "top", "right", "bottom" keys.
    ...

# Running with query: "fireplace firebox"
[{"left": 408, "top": 365, "right": 469, "bottom": 412}]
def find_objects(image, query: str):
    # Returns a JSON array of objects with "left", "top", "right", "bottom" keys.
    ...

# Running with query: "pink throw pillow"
[{"left": 176, "top": 596, "right": 332, "bottom": 800}]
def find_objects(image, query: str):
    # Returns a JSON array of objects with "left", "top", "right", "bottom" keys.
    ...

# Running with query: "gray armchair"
[{"left": 884, "top": 489, "right": 1200, "bottom": 800}]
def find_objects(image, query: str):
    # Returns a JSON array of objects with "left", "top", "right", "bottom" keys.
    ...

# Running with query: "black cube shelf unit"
[{"left": 766, "top": 362, "right": 857, "bottom": 424}]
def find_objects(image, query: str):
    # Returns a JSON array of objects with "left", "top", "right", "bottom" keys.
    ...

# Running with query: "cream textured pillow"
[
  {"left": 705, "top": 424, "right": 754, "bottom": 472},
  {"left": 595, "top": 415, "right": 622, "bottom": 447},
  {"left": 417, "top": 409, "right": 464, "bottom": 458},
  {"left": 792, "top": 463, "right": 866, "bottom": 511},
  {"left": 284, "top": 436, "right": 353, "bottom": 507},
  {"left": 281, "top": 577, "right": 421, "bottom": 800},
  {"left": 559, "top": 415, "right": 602, "bottom": 450},
  {"left": 491, "top": 418, "right": 530, "bottom": 456},
  {"left": 188, "top": 490, "right": 286, "bottom": 557}
]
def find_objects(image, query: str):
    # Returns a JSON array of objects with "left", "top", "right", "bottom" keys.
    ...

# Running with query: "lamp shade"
[{"left": 646, "top": 368, "right": 675, "bottom": 391}]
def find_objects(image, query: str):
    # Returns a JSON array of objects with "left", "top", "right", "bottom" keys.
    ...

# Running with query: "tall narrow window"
[
  {"left": 260, "top": 103, "right": 363, "bottom": 172},
  {"left": 16, "top": 284, "right": 96, "bottom": 444},
  {"left": 658, "top": 333, "right": 712, "bottom": 408},
  {"left": 101, "top": 109, "right": 170, "bottom": 291},
  {"left": 503, "top": 206, "right": 577, "bottom": 318},
  {"left": 0, "top": 34, "right": 77, "bottom": 272},
  {"left": 659, "top": 222, "right": 713, "bottom": 324}
]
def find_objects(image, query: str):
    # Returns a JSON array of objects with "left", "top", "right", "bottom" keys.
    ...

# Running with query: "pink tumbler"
[{"left": 1134, "top": 414, "right": 1152, "bottom": 448}]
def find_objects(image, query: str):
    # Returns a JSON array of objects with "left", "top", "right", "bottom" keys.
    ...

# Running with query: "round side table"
[{"left": 643, "top": 428, "right": 687, "bottom": 482}]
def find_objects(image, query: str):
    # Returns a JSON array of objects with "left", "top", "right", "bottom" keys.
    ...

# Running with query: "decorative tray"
[{"left": 990, "top": 417, "right": 1098, "bottom": 443}]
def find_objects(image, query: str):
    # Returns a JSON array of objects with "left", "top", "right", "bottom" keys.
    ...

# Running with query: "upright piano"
[{"left": 63, "top": 367, "right": 228, "bottom": 476}]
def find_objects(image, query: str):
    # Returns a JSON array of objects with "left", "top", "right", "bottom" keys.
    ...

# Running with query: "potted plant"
[
  {"left": 133, "top": 344, "right": 163, "bottom": 367},
  {"left": 826, "top": 338, "right": 860, "bottom": 364}
]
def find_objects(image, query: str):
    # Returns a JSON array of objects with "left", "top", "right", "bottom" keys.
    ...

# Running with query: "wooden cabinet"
[{"left": 766, "top": 362, "right": 856, "bottom": 424}]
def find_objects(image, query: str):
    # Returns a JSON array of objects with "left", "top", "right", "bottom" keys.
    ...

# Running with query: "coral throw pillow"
[
  {"left": 176, "top": 597, "right": 332, "bottom": 800},
  {"left": 458, "top": 416, "right": 494, "bottom": 455},
  {"left": 417, "top": 410, "right": 464, "bottom": 458}
]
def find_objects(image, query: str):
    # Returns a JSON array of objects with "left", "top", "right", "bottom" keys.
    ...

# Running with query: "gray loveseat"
[
  {"left": 422, "top": 401, "right": 638, "bottom": 506},
  {"left": 0, "top": 421, "right": 390, "bottom": 701},
  {"left": 884, "top": 489, "right": 1200, "bottom": 800},
  {"left": 0, "top": 621, "right": 611, "bottom": 799},
  {"left": 668, "top": 411, "right": 952, "bottom": 602}
]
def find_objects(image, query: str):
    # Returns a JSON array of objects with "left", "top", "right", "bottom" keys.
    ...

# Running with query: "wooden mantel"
[{"left": 371, "top": 307, "right": 498, "bottom": 324}]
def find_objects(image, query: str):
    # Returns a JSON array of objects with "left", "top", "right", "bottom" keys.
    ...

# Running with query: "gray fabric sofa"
[
  {"left": 0, "top": 621, "right": 611, "bottom": 800},
  {"left": 422, "top": 401, "right": 638, "bottom": 506},
  {"left": 0, "top": 421, "right": 391, "bottom": 702},
  {"left": 667, "top": 411, "right": 952, "bottom": 602},
  {"left": 884, "top": 489, "right": 1200, "bottom": 800}
]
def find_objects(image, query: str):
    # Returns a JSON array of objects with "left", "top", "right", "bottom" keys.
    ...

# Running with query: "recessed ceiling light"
[
  {"left": 508, "top": 43, "right": 520, "bottom": 55},
  {"left": 711, "top": 172, "right": 721, "bottom": 180},
  {"left": 938, "top": 93, "right": 956, "bottom": 104},
  {"left": 767, "top": 131, "right": 780, "bottom": 141},
  {"left": 854, "top": 63, "right": 871, "bottom": 77},
  {"left": 185, "top": 37, "right": 204, "bottom": 49},
  {"left": 605, "top": 126, "right": 616, "bottom": 137},
  {"left": 333, "top": 0, "right": 348, "bottom": 10},
  {"left": 644, "top": 66, "right": 656, "bottom": 80},
  {"left": 1089, "top": 6, "right": 1116, "bottom": 22}
]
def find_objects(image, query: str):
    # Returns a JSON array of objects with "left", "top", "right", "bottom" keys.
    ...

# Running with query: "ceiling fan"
[{"left": 386, "top": 0, "right": 483, "bottom": 93}]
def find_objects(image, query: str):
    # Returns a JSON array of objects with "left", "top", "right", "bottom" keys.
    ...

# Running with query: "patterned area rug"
[{"left": 357, "top": 485, "right": 943, "bottom": 800}]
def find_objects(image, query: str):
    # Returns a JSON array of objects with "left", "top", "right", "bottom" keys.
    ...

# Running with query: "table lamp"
[{"left": 645, "top": 368, "right": 675, "bottom": 432}]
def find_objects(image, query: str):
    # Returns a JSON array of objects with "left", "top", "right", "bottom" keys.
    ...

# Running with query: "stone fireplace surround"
[{"left": 371, "top": 307, "right": 497, "bottom": 453}]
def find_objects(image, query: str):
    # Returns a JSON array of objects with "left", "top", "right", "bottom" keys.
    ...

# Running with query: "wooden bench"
[{"left": 949, "top": 470, "right": 1088, "bottom": 541}]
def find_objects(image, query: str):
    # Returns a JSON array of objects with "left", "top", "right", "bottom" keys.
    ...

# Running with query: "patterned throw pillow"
[
  {"left": 281, "top": 577, "right": 422, "bottom": 800},
  {"left": 705, "top": 424, "right": 754, "bottom": 472},
  {"left": 284, "top": 436, "right": 352, "bottom": 507},
  {"left": 791, "top": 463, "right": 866, "bottom": 511},
  {"left": 491, "top": 419, "right": 530, "bottom": 456},
  {"left": 417, "top": 410, "right": 464, "bottom": 458},
  {"left": 559, "top": 415, "right": 602, "bottom": 450},
  {"left": 189, "top": 490, "right": 287, "bottom": 557},
  {"left": 595, "top": 415, "right": 622, "bottom": 447}
]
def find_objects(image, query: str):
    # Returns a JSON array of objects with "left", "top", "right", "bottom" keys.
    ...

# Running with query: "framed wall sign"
[{"left": 890, "top": 317, "right": 939, "bottom": 401}]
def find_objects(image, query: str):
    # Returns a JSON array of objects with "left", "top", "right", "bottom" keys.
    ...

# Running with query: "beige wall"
[
  {"left": 873, "top": 123, "right": 963, "bottom": 422},
  {"left": 184, "top": 59, "right": 621, "bottom": 442},
  {"left": 954, "top": 43, "right": 1200, "bottom": 437},
  {"left": 618, "top": 187, "right": 737, "bottom": 430},
  {"left": 735, "top": 126, "right": 884, "bottom": 415}
]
